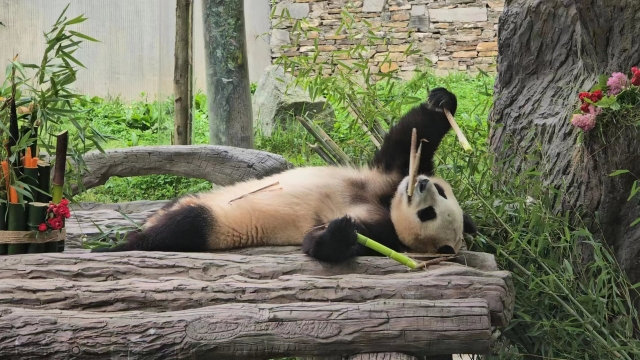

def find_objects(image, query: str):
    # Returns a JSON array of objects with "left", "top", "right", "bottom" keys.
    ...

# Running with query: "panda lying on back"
[{"left": 92, "top": 87, "right": 477, "bottom": 263}]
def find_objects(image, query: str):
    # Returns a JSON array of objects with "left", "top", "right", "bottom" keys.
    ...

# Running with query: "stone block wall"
[{"left": 269, "top": 0, "right": 504, "bottom": 79}]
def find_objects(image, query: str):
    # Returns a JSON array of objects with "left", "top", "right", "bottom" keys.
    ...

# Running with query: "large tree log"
[
  {"left": 0, "top": 250, "right": 498, "bottom": 282},
  {"left": 489, "top": 1, "right": 640, "bottom": 283},
  {"left": 0, "top": 299, "right": 492, "bottom": 360},
  {"left": 59, "top": 145, "right": 291, "bottom": 194},
  {"left": 0, "top": 264, "right": 512, "bottom": 327}
]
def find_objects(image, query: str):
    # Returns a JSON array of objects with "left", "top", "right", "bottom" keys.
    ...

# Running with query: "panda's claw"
[{"left": 302, "top": 215, "right": 360, "bottom": 263}]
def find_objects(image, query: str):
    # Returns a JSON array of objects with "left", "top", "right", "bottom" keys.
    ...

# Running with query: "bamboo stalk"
[
  {"left": 7, "top": 202, "right": 27, "bottom": 255},
  {"left": 0, "top": 201, "right": 6, "bottom": 255},
  {"left": 37, "top": 161, "right": 51, "bottom": 203},
  {"left": 407, "top": 128, "right": 418, "bottom": 197},
  {"left": 308, "top": 143, "right": 338, "bottom": 165},
  {"left": 51, "top": 130, "right": 68, "bottom": 204},
  {"left": 27, "top": 202, "right": 48, "bottom": 253},
  {"left": 23, "top": 167, "right": 39, "bottom": 199},
  {"left": 443, "top": 108, "right": 472, "bottom": 152},
  {"left": 356, "top": 233, "right": 419, "bottom": 269},
  {"left": 295, "top": 116, "right": 353, "bottom": 167},
  {"left": 52, "top": 131, "right": 68, "bottom": 252}
]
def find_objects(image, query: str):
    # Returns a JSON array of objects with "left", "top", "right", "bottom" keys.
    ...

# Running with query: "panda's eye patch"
[
  {"left": 434, "top": 183, "right": 447, "bottom": 199},
  {"left": 417, "top": 206, "right": 436, "bottom": 222}
]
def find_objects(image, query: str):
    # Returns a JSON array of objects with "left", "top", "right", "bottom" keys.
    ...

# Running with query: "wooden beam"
[
  {"left": 0, "top": 250, "right": 500, "bottom": 282},
  {"left": 0, "top": 261, "right": 513, "bottom": 327},
  {"left": 0, "top": 299, "right": 492, "bottom": 359}
]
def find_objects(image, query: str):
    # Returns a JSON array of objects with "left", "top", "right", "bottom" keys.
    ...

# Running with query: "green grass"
[{"left": 75, "top": 71, "right": 491, "bottom": 203}]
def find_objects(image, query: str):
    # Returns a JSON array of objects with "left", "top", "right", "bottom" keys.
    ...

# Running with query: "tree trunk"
[
  {"left": 0, "top": 299, "right": 491, "bottom": 359},
  {"left": 202, "top": 0, "right": 254, "bottom": 148},
  {"left": 0, "top": 263, "right": 513, "bottom": 327},
  {"left": 57, "top": 145, "right": 291, "bottom": 194},
  {"left": 489, "top": 0, "right": 640, "bottom": 282},
  {"left": 173, "top": 0, "right": 193, "bottom": 145}
]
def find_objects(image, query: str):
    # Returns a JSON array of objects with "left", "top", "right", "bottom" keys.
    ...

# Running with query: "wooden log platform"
[{"left": 0, "top": 200, "right": 515, "bottom": 359}]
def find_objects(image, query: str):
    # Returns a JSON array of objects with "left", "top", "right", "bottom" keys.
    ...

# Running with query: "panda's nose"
[{"left": 417, "top": 178, "right": 429, "bottom": 193}]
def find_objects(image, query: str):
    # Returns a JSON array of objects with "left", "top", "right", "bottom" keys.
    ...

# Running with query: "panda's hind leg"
[{"left": 91, "top": 202, "right": 214, "bottom": 253}]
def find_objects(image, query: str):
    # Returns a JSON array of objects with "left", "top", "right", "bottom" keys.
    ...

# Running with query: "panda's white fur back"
[{"left": 145, "top": 165, "right": 402, "bottom": 250}]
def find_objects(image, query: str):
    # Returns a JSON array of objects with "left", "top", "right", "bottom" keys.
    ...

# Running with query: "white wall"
[{"left": 0, "top": 0, "right": 272, "bottom": 101}]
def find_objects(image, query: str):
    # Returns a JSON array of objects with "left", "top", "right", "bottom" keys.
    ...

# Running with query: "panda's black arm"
[
  {"left": 371, "top": 87, "right": 457, "bottom": 177},
  {"left": 301, "top": 215, "right": 404, "bottom": 263}
]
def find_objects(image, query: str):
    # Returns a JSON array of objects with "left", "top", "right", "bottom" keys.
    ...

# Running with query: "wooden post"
[
  {"left": 173, "top": 0, "right": 193, "bottom": 145},
  {"left": 201, "top": 0, "right": 254, "bottom": 149}
]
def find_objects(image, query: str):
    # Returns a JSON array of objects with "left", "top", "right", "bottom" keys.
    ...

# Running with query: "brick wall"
[{"left": 269, "top": 0, "right": 504, "bottom": 79}]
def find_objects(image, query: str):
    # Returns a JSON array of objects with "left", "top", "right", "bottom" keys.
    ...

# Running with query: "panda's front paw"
[
  {"left": 325, "top": 215, "right": 358, "bottom": 245},
  {"left": 302, "top": 215, "right": 359, "bottom": 263}
]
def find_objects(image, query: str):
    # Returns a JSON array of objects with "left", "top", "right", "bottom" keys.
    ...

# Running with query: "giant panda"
[{"left": 92, "top": 87, "right": 477, "bottom": 263}]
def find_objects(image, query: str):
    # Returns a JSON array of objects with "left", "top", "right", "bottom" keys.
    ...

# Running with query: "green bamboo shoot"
[{"left": 356, "top": 233, "right": 418, "bottom": 269}]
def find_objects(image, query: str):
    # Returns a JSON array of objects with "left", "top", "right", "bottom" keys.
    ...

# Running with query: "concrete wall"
[{"left": 0, "top": 0, "right": 272, "bottom": 100}]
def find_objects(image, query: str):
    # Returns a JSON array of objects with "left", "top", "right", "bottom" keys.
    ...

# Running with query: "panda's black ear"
[{"left": 463, "top": 213, "right": 477, "bottom": 235}]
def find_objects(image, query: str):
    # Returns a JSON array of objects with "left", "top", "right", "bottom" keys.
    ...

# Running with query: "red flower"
[
  {"left": 578, "top": 92, "right": 590, "bottom": 102},
  {"left": 632, "top": 66, "right": 640, "bottom": 75},
  {"left": 632, "top": 75, "right": 640, "bottom": 86},
  {"left": 38, "top": 223, "right": 48, "bottom": 232},
  {"left": 47, "top": 217, "right": 63, "bottom": 230},
  {"left": 580, "top": 102, "right": 591, "bottom": 113},
  {"left": 60, "top": 198, "right": 69, "bottom": 206},
  {"left": 590, "top": 89, "right": 603, "bottom": 102}
]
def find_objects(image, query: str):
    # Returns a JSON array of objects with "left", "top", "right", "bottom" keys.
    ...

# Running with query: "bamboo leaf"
[
  {"left": 64, "top": 14, "right": 87, "bottom": 26},
  {"left": 69, "top": 30, "right": 99, "bottom": 42}
]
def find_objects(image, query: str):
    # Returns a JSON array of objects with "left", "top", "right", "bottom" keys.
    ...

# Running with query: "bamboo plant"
[{"left": 0, "top": 6, "right": 100, "bottom": 255}]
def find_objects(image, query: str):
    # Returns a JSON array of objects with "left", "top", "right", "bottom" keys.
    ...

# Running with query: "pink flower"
[
  {"left": 607, "top": 72, "right": 629, "bottom": 95},
  {"left": 571, "top": 113, "right": 596, "bottom": 132},
  {"left": 587, "top": 104, "right": 602, "bottom": 116},
  {"left": 38, "top": 223, "right": 48, "bottom": 232}
]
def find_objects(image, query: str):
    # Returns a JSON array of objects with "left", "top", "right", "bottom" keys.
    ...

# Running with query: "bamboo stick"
[
  {"left": 356, "top": 233, "right": 418, "bottom": 269},
  {"left": 0, "top": 201, "right": 6, "bottom": 255},
  {"left": 52, "top": 131, "right": 68, "bottom": 252},
  {"left": 443, "top": 108, "right": 472, "bottom": 152},
  {"left": 6, "top": 202, "right": 27, "bottom": 255},
  {"left": 37, "top": 161, "right": 51, "bottom": 203},
  {"left": 51, "top": 131, "right": 68, "bottom": 204},
  {"left": 27, "top": 202, "right": 48, "bottom": 253}
]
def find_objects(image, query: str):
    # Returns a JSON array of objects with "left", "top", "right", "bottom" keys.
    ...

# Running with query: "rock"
[
  {"left": 428, "top": 8, "right": 488, "bottom": 23},
  {"left": 452, "top": 51, "right": 478, "bottom": 58},
  {"left": 362, "top": 0, "right": 386, "bottom": 13},
  {"left": 270, "top": 29, "right": 290, "bottom": 47},
  {"left": 477, "top": 41, "right": 498, "bottom": 51},
  {"left": 252, "top": 65, "right": 336, "bottom": 137},
  {"left": 274, "top": 1, "right": 310, "bottom": 20},
  {"left": 411, "top": 5, "right": 426, "bottom": 16}
]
